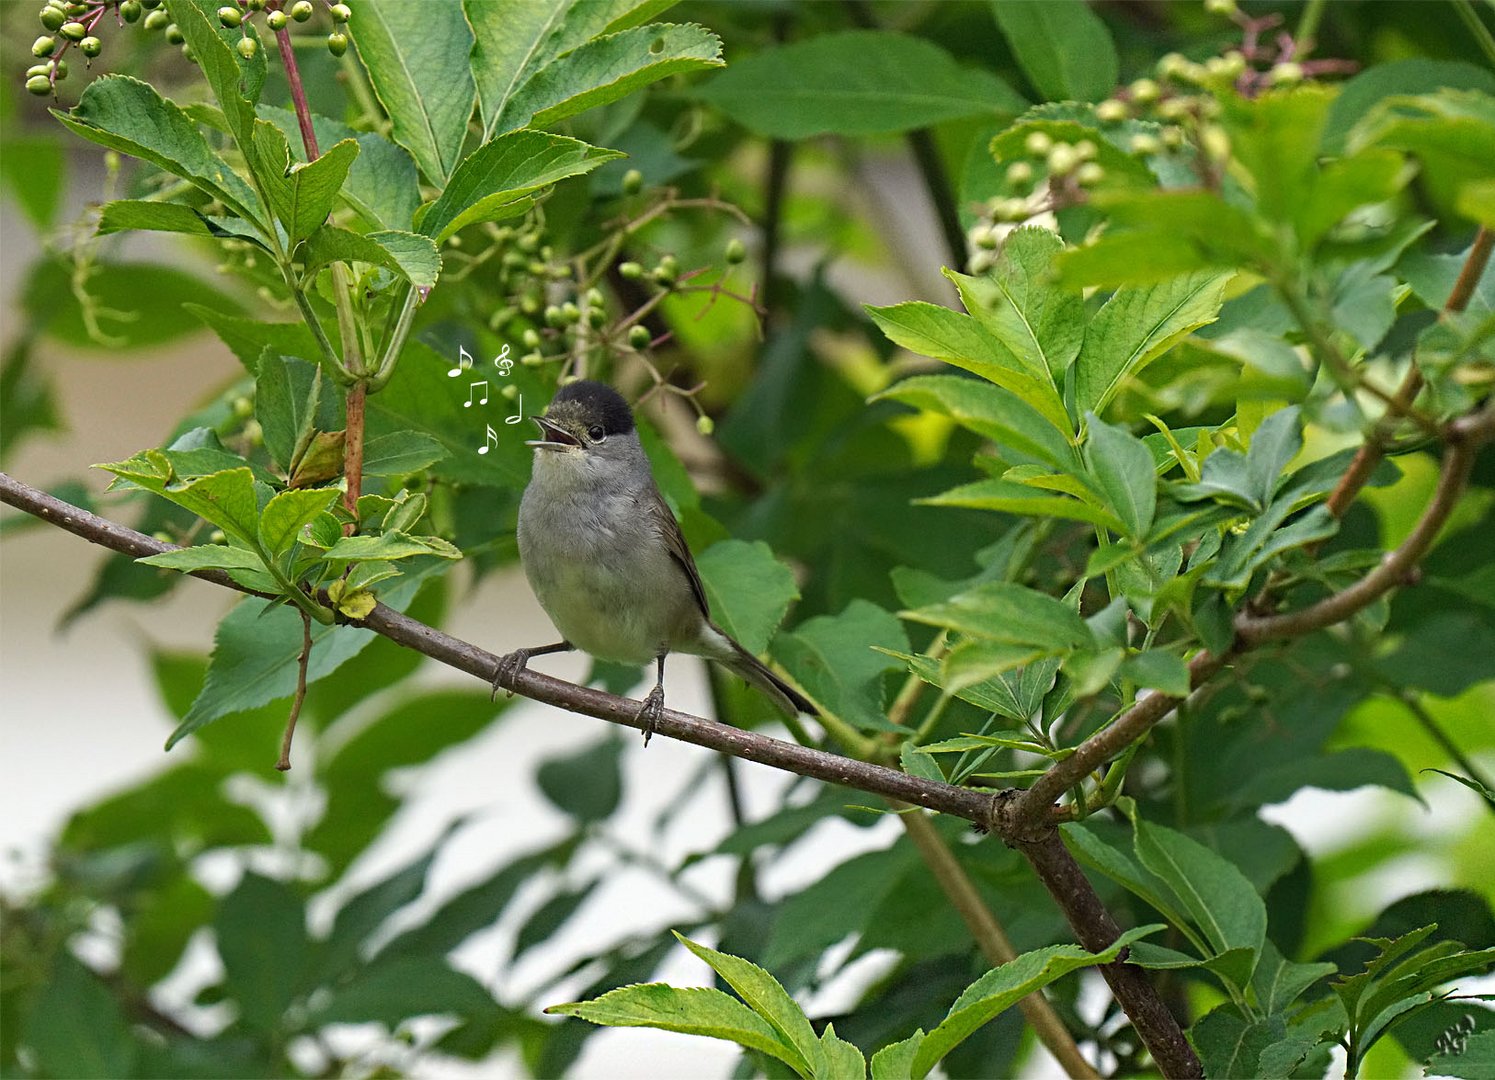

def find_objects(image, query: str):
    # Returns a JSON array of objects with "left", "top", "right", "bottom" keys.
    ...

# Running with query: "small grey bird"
[{"left": 494, "top": 379, "right": 816, "bottom": 741}]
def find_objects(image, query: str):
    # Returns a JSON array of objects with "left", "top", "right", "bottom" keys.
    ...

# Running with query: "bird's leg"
[
  {"left": 638, "top": 653, "right": 667, "bottom": 746},
  {"left": 491, "top": 641, "right": 572, "bottom": 700}
]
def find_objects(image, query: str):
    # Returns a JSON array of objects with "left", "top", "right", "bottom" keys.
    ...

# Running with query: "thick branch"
[{"left": 0, "top": 472, "right": 1000, "bottom": 828}]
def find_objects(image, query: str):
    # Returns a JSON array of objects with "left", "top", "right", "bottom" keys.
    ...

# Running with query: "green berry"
[
  {"left": 327, "top": 31, "right": 347, "bottom": 56},
  {"left": 1046, "top": 143, "right": 1079, "bottom": 176},
  {"left": 290, "top": 0, "right": 313, "bottom": 21},
  {"left": 621, "top": 168, "right": 643, "bottom": 195},
  {"left": 1005, "top": 161, "right": 1034, "bottom": 188},
  {"left": 31, "top": 35, "right": 56, "bottom": 57},
  {"left": 628, "top": 324, "right": 651, "bottom": 349},
  {"left": 266, "top": 8, "right": 286, "bottom": 29},
  {"left": 1095, "top": 99, "right": 1128, "bottom": 123},
  {"left": 218, "top": 5, "right": 241, "bottom": 26},
  {"left": 247, "top": 0, "right": 265, "bottom": 9},
  {"left": 1269, "top": 62, "right": 1304, "bottom": 85},
  {"left": 181, "top": 42, "right": 195, "bottom": 61},
  {"left": 26, "top": 63, "right": 50, "bottom": 77},
  {"left": 522, "top": 328, "right": 541, "bottom": 349},
  {"left": 209, "top": 530, "right": 226, "bottom": 545},
  {"left": 26, "top": 74, "right": 52, "bottom": 95},
  {"left": 1130, "top": 78, "right": 1160, "bottom": 104},
  {"left": 544, "top": 305, "right": 565, "bottom": 328},
  {"left": 143, "top": 8, "right": 167, "bottom": 29},
  {"left": 80, "top": 35, "right": 100, "bottom": 57},
  {"left": 587, "top": 307, "right": 606, "bottom": 328},
  {"left": 165, "top": 22, "right": 183, "bottom": 42},
  {"left": 53, "top": 58, "right": 68, "bottom": 77},
  {"left": 724, "top": 238, "right": 746, "bottom": 264},
  {"left": 151, "top": 530, "right": 174, "bottom": 544},
  {"left": 618, "top": 261, "right": 643, "bottom": 280},
  {"left": 120, "top": 0, "right": 142, "bottom": 21},
  {"left": 1024, "top": 131, "right": 1052, "bottom": 156},
  {"left": 1200, "top": 124, "right": 1230, "bottom": 160},
  {"left": 1075, "top": 162, "right": 1105, "bottom": 186},
  {"left": 968, "top": 223, "right": 997, "bottom": 251},
  {"left": 237, "top": 35, "right": 258, "bottom": 59},
  {"left": 59, "top": 20, "right": 86, "bottom": 40},
  {"left": 1128, "top": 133, "right": 1160, "bottom": 156},
  {"left": 560, "top": 301, "right": 580, "bottom": 325},
  {"left": 40, "top": 7, "right": 65, "bottom": 31},
  {"left": 1204, "top": 0, "right": 1238, "bottom": 15},
  {"left": 658, "top": 254, "right": 678, "bottom": 276},
  {"left": 696, "top": 414, "right": 715, "bottom": 436},
  {"left": 329, "top": 3, "right": 350, "bottom": 22}
]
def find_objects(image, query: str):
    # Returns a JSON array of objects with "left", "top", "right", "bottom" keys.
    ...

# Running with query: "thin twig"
[{"left": 276, "top": 610, "right": 313, "bottom": 771}]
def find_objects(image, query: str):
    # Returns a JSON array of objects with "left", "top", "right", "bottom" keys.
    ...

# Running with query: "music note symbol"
[
  {"left": 505, "top": 392, "right": 524, "bottom": 425},
  {"left": 465, "top": 381, "right": 489, "bottom": 408},
  {"left": 494, "top": 343, "right": 513, "bottom": 376},
  {"left": 477, "top": 424, "right": 499, "bottom": 455},
  {"left": 447, "top": 345, "right": 474, "bottom": 378}
]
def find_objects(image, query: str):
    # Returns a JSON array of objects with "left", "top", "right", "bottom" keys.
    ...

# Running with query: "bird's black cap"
[{"left": 549, "top": 379, "right": 635, "bottom": 435}]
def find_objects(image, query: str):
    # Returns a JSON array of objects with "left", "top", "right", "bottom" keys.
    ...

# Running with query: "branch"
[{"left": 0, "top": 471, "right": 1001, "bottom": 829}]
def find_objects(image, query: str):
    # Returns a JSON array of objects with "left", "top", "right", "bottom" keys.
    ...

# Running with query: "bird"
[{"left": 493, "top": 379, "right": 816, "bottom": 743}]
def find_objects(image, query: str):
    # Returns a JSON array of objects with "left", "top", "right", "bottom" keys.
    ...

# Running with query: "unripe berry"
[
  {"left": 1075, "top": 162, "right": 1105, "bottom": 186},
  {"left": 143, "top": 8, "right": 168, "bottom": 29},
  {"left": 628, "top": 324, "right": 651, "bottom": 349},
  {"left": 618, "top": 261, "right": 643, "bottom": 280},
  {"left": 696, "top": 414, "right": 715, "bottom": 436},
  {"left": 1128, "top": 133, "right": 1160, "bottom": 155},
  {"left": 968, "top": 250, "right": 994, "bottom": 275},
  {"left": 1200, "top": 124, "right": 1231, "bottom": 161},
  {"left": 290, "top": 0, "right": 314, "bottom": 21},
  {"left": 724, "top": 237, "right": 746, "bottom": 264},
  {"left": 329, "top": 3, "right": 351, "bottom": 22},
  {"left": 1024, "top": 131, "right": 1052, "bottom": 156},
  {"left": 120, "top": 0, "right": 142, "bottom": 21},
  {"left": 1204, "top": 0, "right": 1238, "bottom": 15},
  {"left": 327, "top": 31, "right": 347, "bottom": 56},
  {"left": 26, "top": 63, "right": 51, "bottom": 78},
  {"left": 994, "top": 197, "right": 1028, "bottom": 222},
  {"left": 54, "top": 58, "right": 68, "bottom": 77},
  {"left": 59, "top": 20, "right": 86, "bottom": 40},
  {"left": 218, "top": 6, "right": 241, "bottom": 27},
  {"left": 209, "top": 530, "right": 227, "bottom": 544},
  {"left": 237, "top": 35, "right": 258, "bottom": 59},
  {"left": 621, "top": 168, "right": 643, "bottom": 195},
  {"left": 165, "top": 22, "right": 184, "bottom": 43},
  {"left": 522, "top": 328, "right": 541, "bottom": 349},
  {"left": 26, "top": 74, "right": 52, "bottom": 95},
  {"left": 1046, "top": 142, "right": 1079, "bottom": 176},
  {"left": 560, "top": 301, "right": 580, "bottom": 325},
  {"left": 968, "top": 223, "right": 997, "bottom": 250},
  {"left": 1095, "top": 99, "right": 1127, "bottom": 123},
  {"left": 266, "top": 8, "right": 286, "bottom": 29},
  {"left": 544, "top": 304, "right": 565, "bottom": 328},
  {"left": 80, "top": 35, "right": 101, "bottom": 57},
  {"left": 1129, "top": 78, "right": 1160, "bottom": 104},
  {"left": 1157, "top": 52, "right": 1188, "bottom": 80},
  {"left": 151, "top": 531, "right": 174, "bottom": 544},
  {"left": 231, "top": 396, "right": 254, "bottom": 418},
  {"left": 1269, "top": 62, "right": 1304, "bottom": 85},
  {"left": 247, "top": 0, "right": 265, "bottom": 9},
  {"left": 1005, "top": 160, "right": 1034, "bottom": 188},
  {"left": 32, "top": 36, "right": 56, "bottom": 57},
  {"left": 658, "top": 254, "right": 678, "bottom": 276},
  {"left": 1074, "top": 139, "right": 1097, "bottom": 161},
  {"left": 1158, "top": 97, "right": 1192, "bottom": 121},
  {"left": 40, "top": 6, "right": 66, "bottom": 31}
]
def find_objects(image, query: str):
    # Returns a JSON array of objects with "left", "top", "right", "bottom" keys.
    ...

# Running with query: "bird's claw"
[
  {"left": 491, "top": 649, "right": 530, "bottom": 701},
  {"left": 637, "top": 685, "right": 666, "bottom": 747}
]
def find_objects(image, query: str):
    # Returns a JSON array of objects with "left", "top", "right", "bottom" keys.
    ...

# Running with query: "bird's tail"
[{"left": 709, "top": 625, "right": 817, "bottom": 716}]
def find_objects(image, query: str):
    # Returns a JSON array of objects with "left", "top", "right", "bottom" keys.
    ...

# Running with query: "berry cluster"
[{"left": 23, "top": 0, "right": 351, "bottom": 96}]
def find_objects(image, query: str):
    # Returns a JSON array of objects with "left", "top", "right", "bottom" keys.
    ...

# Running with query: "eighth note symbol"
[
  {"left": 447, "top": 345, "right": 474, "bottom": 378},
  {"left": 477, "top": 424, "right": 499, "bottom": 455},
  {"left": 465, "top": 381, "right": 489, "bottom": 408}
]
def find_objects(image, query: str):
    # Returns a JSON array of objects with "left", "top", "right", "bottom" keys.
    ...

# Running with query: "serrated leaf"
[
  {"left": 137, "top": 544, "right": 266, "bottom": 574},
  {"left": 361, "top": 431, "right": 448, "bottom": 476},
  {"left": 697, "top": 30, "right": 1026, "bottom": 138},
  {"left": 871, "top": 1032, "right": 924, "bottom": 1080},
  {"left": 350, "top": 0, "right": 475, "bottom": 184},
  {"left": 772, "top": 600, "right": 909, "bottom": 733},
  {"left": 903, "top": 581, "right": 1095, "bottom": 651},
  {"left": 259, "top": 487, "right": 340, "bottom": 559},
  {"left": 1084, "top": 414, "right": 1156, "bottom": 539},
  {"left": 1074, "top": 272, "right": 1230, "bottom": 417},
  {"left": 696, "top": 539, "right": 799, "bottom": 655},
  {"left": 989, "top": 0, "right": 1118, "bottom": 103},
  {"left": 321, "top": 530, "right": 462, "bottom": 563},
  {"left": 256, "top": 353, "right": 323, "bottom": 472},
  {"left": 96, "top": 199, "right": 264, "bottom": 245},
  {"left": 299, "top": 226, "right": 441, "bottom": 288},
  {"left": 418, "top": 130, "right": 622, "bottom": 244},
  {"left": 921, "top": 478, "right": 1123, "bottom": 530},
  {"left": 254, "top": 125, "right": 360, "bottom": 243},
  {"left": 876, "top": 374, "right": 1075, "bottom": 470}
]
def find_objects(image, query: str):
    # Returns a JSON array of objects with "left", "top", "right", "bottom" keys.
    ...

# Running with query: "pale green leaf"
[
  {"left": 875, "top": 375, "right": 1075, "bottom": 470},
  {"left": 920, "top": 478, "right": 1123, "bottom": 530},
  {"left": 299, "top": 226, "right": 441, "bottom": 288},
  {"left": 259, "top": 488, "right": 340, "bottom": 558},
  {"left": 1084, "top": 414, "right": 1156, "bottom": 539},
  {"left": 321, "top": 531, "right": 462, "bottom": 563},
  {"left": 903, "top": 581, "right": 1095, "bottom": 651},
  {"left": 696, "top": 539, "right": 800, "bottom": 655},
  {"left": 772, "top": 600, "right": 909, "bottom": 733},
  {"left": 137, "top": 544, "right": 267, "bottom": 574}
]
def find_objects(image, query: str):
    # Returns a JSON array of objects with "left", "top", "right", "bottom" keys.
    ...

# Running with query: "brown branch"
[{"left": 276, "top": 610, "right": 313, "bottom": 771}]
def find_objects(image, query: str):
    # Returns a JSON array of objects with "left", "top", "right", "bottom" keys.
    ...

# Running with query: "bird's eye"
[{"left": 588, "top": 425, "right": 606, "bottom": 442}]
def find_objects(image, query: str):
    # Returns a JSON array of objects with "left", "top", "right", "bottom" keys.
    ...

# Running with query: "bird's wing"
[{"left": 644, "top": 485, "right": 710, "bottom": 619}]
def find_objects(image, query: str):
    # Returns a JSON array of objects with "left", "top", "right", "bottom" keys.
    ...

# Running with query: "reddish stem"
[
  {"left": 276, "top": 25, "right": 321, "bottom": 160},
  {"left": 342, "top": 380, "right": 365, "bottom": 526}
]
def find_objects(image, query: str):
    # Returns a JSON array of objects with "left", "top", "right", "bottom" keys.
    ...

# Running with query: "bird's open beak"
[{"left": 527, "top": 416, "right": 581, "bottom": 450}]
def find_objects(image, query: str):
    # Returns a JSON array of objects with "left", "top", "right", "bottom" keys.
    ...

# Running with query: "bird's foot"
[
  {"left": 491, "top": 649, "right": 532, "bottom": 701},
  {"left": 637, "top": 685, "right": 666, "bottom": 747}
]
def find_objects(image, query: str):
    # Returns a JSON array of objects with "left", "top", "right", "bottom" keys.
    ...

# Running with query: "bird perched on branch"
[{"left": 494, "top": 379, "right": 816, "bottom": 741}]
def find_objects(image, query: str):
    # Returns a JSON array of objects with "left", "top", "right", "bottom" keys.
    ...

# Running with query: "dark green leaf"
[
  {"left": 1428, "top": 1029, "right": 1495, "bottom": 1079},
  {"left": 309, "top": 957, "right": 495, "bottom": 1026},
  {"left": 1123, "top": 650, "right": 1190, "bottom": 696},
  {"left": 1084, "top": 414, "right": 1156, "bottom": 539},
  {"left": 1323, "top": 60, "right": 1495, "bottom": 155},
  {"left": 772, "top": 600, "right": 909, "bottom": 732},
  {"left": 21, "top": 953, "right": 137, "bottom": 1079},
  {"left": 903, "top": 581, "right": 1095, "bottom": 651},
  {"left": 697, "top": 539, "right": 800, "bottom": 655},
  {"left": 538, "top": 735, "right": 625, "bottom": 823},
  {"left": 216, "top": 873, "right": 308, "bottom": 1031},
  {"left": 255, "top": 127, "right": 360, "bottom": 243},
  {"left": 96, "top": 199, "right": 263, "bottom": 244},
  {"left": 362, "top": 431, "right": 448, "bottom": 476},
  {"left": 989, "top": 0, "right": 1118, "bottom": 103}
]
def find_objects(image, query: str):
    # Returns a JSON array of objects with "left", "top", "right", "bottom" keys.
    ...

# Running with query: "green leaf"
[
  {"left": 1123, "top": 650, "right": 1190, "bottom": 696},
  {"left": 497, "top": 22, "right": 724, "bottom": 133},
  {"left": 875, "top": 375, "right": 1074, "bottom": 470},
  {"left": 321, "top": 530, "right": 462, "bottom": 562},
  {"left": 0, "top": 131, "right": 65, "bottom": 230},
  {"left": 901, "top": 742, "right": 945, "bottom": 783},
  {"left": 318, "top": 844, "right": 444, "bottom": 983},
  {"left": 256, "top": 353, "right": 324, "bottom": 471},
  {"left": 350, "top": 0, "right": 475, "bottom": 184},
  {"left": 1296, "top": 148, "right": 1413, "bottom": 251},
  {"left": 137, "top": 544, "right": 267, "bottom": 574},
  {"left": 871, "top": 1033, "right": 924, "bottom": 1080},
  {"left": 921, "top": 478, "right": 1123, "bottom": 530},
  {"left": 1228, "top": 749, "right": 1419, "bottom": 809},
  {"left": 97, "top": 457, "right": 262, "bottom": 547},
  {"left": 1130, "top": 810, "right": 1267, "bottom": 982},
  {"left": 259, "top": 487, "right": 340, "bottom": 558},
  {"left": 546, "top": 984, "right": 803, "bottom": 1071},
  {"left": 216, "top": 873, "right": 308, "bottom": 1031},
  {"left": 910, "top": 926, "right": 1162, "bottom": 1078},
  {"left": 1084, "top": 414, "right": 1156, "bottom": 539},
  {"left": 696, "top": 30, "right": 1026, "bottom": 138},
  {"left": 299, "top": 226, "right": 441, "bottom": 288},
  {"left": 95, "top": 199, "right": 263, "bottom": 244},
  {"left": 165, "top": 0, "right": 270, "bottom": 178},
  {"left": 1350, "top": 89, "right": 1495, "bottom": 199},
  {"left": 696, "top": 539, "right": 800, "bottom": 655},
  {"left": 819, "top": 1024, "right": 867, "bottom": 1080},
  {"left": 865, "top": 299, "right": 1070, "bottom": 435},
  {"left": 950, "top": 229, "right": 1084, "bottom": 381},
  {"left": 21, "top": 953, "right": 137, "bottom": 1079},
  {"left": 1323, "top": 59, "right": 1495, "bottom": 155},
  {"left": 1226, "top": 86, "right": 1335, "bottom": 226},
  {"left": 772, "top": 600, "right": 909, "bottom": 733},
  {"left": 190, "top": 305, "right": 320, "bottom": 373},
  {"left": 52, "top": 75, "right": 261, "bottom": 224},
  {"left": 538, "top": 735, "right": 625, "bottom": 823},
  {"left": 1073, "top": 272, "right": 1229, "bottom": 418},
  {"left": 309, "top": 956, "right": 494, "bottom": 1026},
  {"left": 903, "top": 581, "right": 1095, "bottom": 651},
  {"left": 675, "top": 933, "right": 821, "bottom": 1077},
  {"left": 1189, "top": 1005, "right": 1289, "bottom": 1080},
  {"left": 361, "top": 431, "right": 448, "bottom": 476},
  {"left": 254, "top": 126, "right": 360, "bottom": 243},
  {"left": 989, "top": 0, "right": 1118, "bottom": 103},
  {"left": 418, "top": 130, "right": 623, "bottom": 245},
  {"left": 1422, "top": 768, "right": 1495, "bottom": 807}
]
